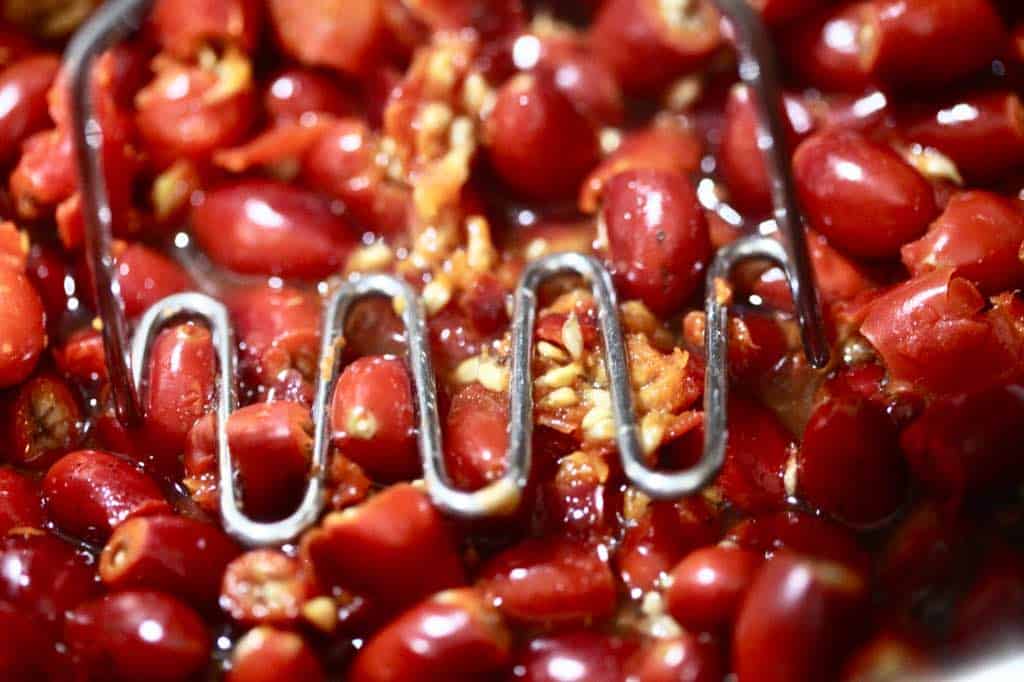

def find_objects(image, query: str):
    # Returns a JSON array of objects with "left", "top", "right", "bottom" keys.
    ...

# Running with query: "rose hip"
[
  {"left": 0, "top": 602, "right": 55, "bottom": 681},
  {"left": 477, "top": 536, "right": 616, "bottom": 626},
  {"left": 797, "top": 395, "right": 907, "bottom": 527},
  {"left": 616, "top": 498, "right": 719, "bottom": 595},
  {"left": 302, "top": 484, "right": 466, "bottom": 611},
  {"left": 485, "top": 72, "right": 599, "bottom": 202},
  {"left": 0, "top": 54, "right": 59, "bottom": 165},
  {"left": 719, "top": 84, "right": 813, "bottom": 214},
  {"left": 665, "top": 546, "right": 762, "bottom": 632},
  {"left": 227, "top": 627, "right": 326, "bottom": 682},
  {"left": 590, "top": 0, "right": 721, "bottom": 95},
  {"left": 901, "top": 190, "right": 1024, "bottom": 294},
  {"left": 713, "top": 397, "right": 795, "bottom": 514},
  {"left": 192, "top": 179, "right": 358, "bottom": 279},
  {"left": 792, "top": 130, "right": 937, "bottom": 259},
  {"left": 749, "top": 0, "right": 827, "bottom": 25},
  {"left": 143, "top": 322, "right": 216, "bottom": 468},
  {"left": 185, "top": 401, "right": 313, "bottom": 520},
  {"left": 135, "top": 51, "right": 256, "bottom": 165},
  {"left": 349, "top": 588, "right": 511, "bottom": 682},
  {"left": 840, "top": 630, "right": 932, "bottom": 681},
  {"left": 601, "top": 169, "right": 711, "bottom": 316},
  {"left": 901, "top": 90, "right": 1024, "bottom": 184},
  {"left": 65, "top": 590, "right": 211, "bottom": 682},
  {"left": 0, "top": 530, "right": 98, "bottom": 629},
  {"left": 264, "top": 68, "right": 356, "bottom": 122},
  {"left": 626, "top": 634, "right": 723, "bottom": 682},
  {"left": 510, "top": 631, "right": 637, "bottom": 682},
  {"left": 267, "top": 0, "right": 395, "bottom": 75},
  {"left": 220, "top": 549, "right": 312, "bottom": 626},
  {"left": 541, "top": 450, "right": 620, "bottom": 540},
  {"left": 331, "top": 355, "right": 419, "bottom": 482},
  {"left": 0, "top": 467, "right": 42, "bottom": 533},
  {"left": 579, "top": 118, "right": 703, "bottom": 213},
  {"left": 111, "top": 242, "right": 192, "bottom": 319},
  {"left": 443, "top": 382, "right": 510, "bottom": 491},
  {"left": 149, "top": 0, "right": 263, "bottom": 58},
  {"left": 5, "top": 371, "right": 82, "bottom": 470},
  {"left": 43, "top": 450, "right": 171, "bottom": 544},
  {"left": 726, "top": 511, "right": 870, "bottom": 573},
  {"left": 733, "top": 553, "right": 869, "bottom": 682},
  {"left": 859, "top": 269, "right": 1022, "bottom": 395},
  {"left": 100, "top": 515, "right": 240, "bottom": 609},
  {"left": 0, "top": 267, "right": 45, "bottom": 388}
]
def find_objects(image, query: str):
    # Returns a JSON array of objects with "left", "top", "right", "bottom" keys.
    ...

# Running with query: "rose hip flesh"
[{"left": 220, "top": 549, "right": 312, "bottom": 626}]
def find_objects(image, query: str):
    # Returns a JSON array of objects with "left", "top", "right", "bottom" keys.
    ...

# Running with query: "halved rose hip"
[
  {"left": 477, "top": 536, "right": 616, "bottom": 626},
  {"left": 331, "top": 355, "right": 419, "bottom": 482},
  {"left": 4, "top": 371, "right": 82, "bottom": 470},
  {"left": 100, "top": 515, "right": 241, "bottom": 609},
  {"left": 42, "top": 449, "right": 171, "bottom": 544},
  {"left": 65, "top": 590, "right": 211, "bottom": 682},
  {"left": 600, "top": 169, "right": 711, "bottom": 316},
  {"left": 191, "top": 179, "right": 358, "bottom": 279},
  {"left": 348, "top": 588, "right": 511, "bottom": 682},
  {"left": 733, "top": 552, "right": 869, "bottom": 682},
  {"left": 185, "top": 401, "right": 313, "bottom": 520},
  {"left": 220, "top": 549, "right": 313, "bottom": 626},
  {"left": 302, "top": 484, "right": 466, "bottom": 612},
  {"left": 792, "top": 129, "right": 937, "bottom": 260},
  {"left": 148, "top": 0, "right": 264, "bottom": 59},
  {"left": 901, "top": 191, "right": 1024, "bottom": 294},
  {"left": 227, "top": 626, "right": 326, "bottom": 682}
]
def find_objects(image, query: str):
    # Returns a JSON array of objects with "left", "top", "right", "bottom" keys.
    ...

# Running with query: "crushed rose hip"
[{"left": 1, "top": 1, "right": 1024, "bottom": 680}]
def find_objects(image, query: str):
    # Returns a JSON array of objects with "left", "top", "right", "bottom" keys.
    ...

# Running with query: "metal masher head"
[{"left": 68, "top": 0, "right": 827, "bottom": 547}]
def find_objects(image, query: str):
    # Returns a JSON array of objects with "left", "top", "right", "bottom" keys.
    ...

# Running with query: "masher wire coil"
[{"left": 66, "top": 0, "right": 828, "bottom": 547}]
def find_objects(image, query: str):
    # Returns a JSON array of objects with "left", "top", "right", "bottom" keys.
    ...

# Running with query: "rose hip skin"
[
  {"left": 726, "top": 511, "right": 870, "bottom": 573},
  {"left": 185, "top": 401, "right": 313, "bottom": 520},
  {"left": 0, "top": 531, "right": 98, "bottom": 629},
  {"left": 485, "top": 72, "right": 599, "bottom": 202},
  {"left": 143, "top": 322, "right": 216, "bottom": 468},
  {"left": 797, "top": 395, "right": 907, "bottom": 527},
  {"left": 590, "top": 0, "right": 720, "bottom": 95},
  {"left": 901, "top": 90, "right": 1024, "bottom": 184},
  {"left": 626, "top": 634, "right": 723, "bottom": 682},
  {"left": 720, "top": 84, "right": 813, "bottom": 214},
  {"left": 859, "top": 269, "right": 1022, "bottom": 395},
  {"left": 511, "top": 631, "right": 637, "bottom": 682},
  {"left": 579, "top": 118, "right": 702, "bottom": 213},
  {"left": 112, "top": 242, "right": 192, "bottom": 319},
  {"left": 0, "top": 267, "right": 45, "bottom": 388},
  {"left": 149, "top": 0, "right": 263, "bottom": 58},
  {"left": 616, "top": 498, "right": 719, "bottom": 595},
  {"left": 0, "top": 54, "right": 59, "bottom": 165},
  {"left": 665, "top": 546, "right": 762, "bottom": 633},
  {"left": 192, "top": 179, "right": 358, "bottom": 279},
  {"left": 302, "top": 483, "right": 466, "bottom": 611},
  {"left": 443, "top": 382, "right": 510, "bottom": 491},
  {"left": 477, "top": 536, "right": 617, "bottom": 625},
  {"left": 713, "top": 397, "right": 794, "bottom": 514},
  {"left": 264, "top": 68, "right": 355, "bottom": 122},
  {"left": 221, "top": 549, "right": 312, "bottom": 626},
  {"left": 100, "top": 515, "right": 240, "bottom": 609},
  {"left": 267, "top": 0, "right": 395, "bottom": 75},
  {"left": 331, "top": 355, "right": 419, "bottom": 482},
  {"left": 349, "top": 588, "right": 511, "bottom": 682},
  {"left": 43, "top": 450, "right": 171, "bottom": 544},
  {"left": 5, "top": 371, "right": 82, "bottom": 470},
  {"left": 601, "top": 169, "right": 711, "bottom": 316},
  {"left": 733, "top": 552, "right": 869, "bottom": 682},
  {"left": 135, "top": 53, "right": 256, "bottom": 165},
  {"left": 0, "top": 601, "right": 56, "bottom": 681},
  {"left": 65, "top": 591, "right": 211, "bottom": 682},
  {"left": 227, "top": 627, "right": 326, "bottom": 682},
  {"left": 0, "top": 467, "right": 43, "bottom": 533},
  {"left": 785, "top": 0, "right": 1007, "bottom": 91},
  {"left": 792, "top": 130, "right": 937, "bottom": 259},
  {"left": 901, "top": 191, "right": 1024, "bottom": 294}
]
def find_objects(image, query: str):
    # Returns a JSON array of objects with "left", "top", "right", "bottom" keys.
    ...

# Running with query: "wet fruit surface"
[{"left": 1, "top": 1, "right": 1022, "bottom": 679}]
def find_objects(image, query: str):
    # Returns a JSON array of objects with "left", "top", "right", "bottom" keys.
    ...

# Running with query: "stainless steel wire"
[{"left": 68, "top": 0, "right": 828, "bottom": 544}]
